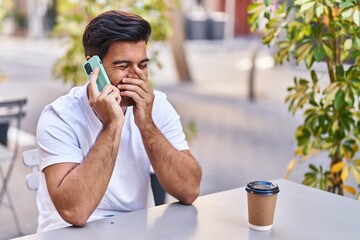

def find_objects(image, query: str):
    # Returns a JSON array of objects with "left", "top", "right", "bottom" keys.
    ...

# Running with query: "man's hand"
[
  {"left": 117, "top": 67, "right": 155, "bottom": 129},
  {"left": 88, "top": 67, "right": 124, "bottom": 126}
]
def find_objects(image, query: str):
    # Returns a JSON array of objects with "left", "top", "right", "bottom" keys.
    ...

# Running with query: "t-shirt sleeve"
[
  {"left": 36, "top": 106, "right": 84, "bottom": 171},
  {"left": 153, "top": 91, "right": 189, "bottom": 151}
]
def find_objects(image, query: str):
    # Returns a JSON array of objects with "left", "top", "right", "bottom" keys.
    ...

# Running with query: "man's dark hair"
[{"left": 82, "top": 10, "right": 152, "bottom": 59}]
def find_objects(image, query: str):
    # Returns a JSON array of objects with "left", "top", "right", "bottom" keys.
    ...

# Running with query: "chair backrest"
[
  {"left": 22, "top": 149, "right": 40, "bottom": 191},
  {"left": 0, "top": 98, "right": 27, "bottom": 158},
  {"left": 0, "top": 98, "right": 27, "bottom": 124}
]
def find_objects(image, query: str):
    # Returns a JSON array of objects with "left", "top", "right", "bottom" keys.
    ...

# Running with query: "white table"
[{"left": 12, "top": 179, "right": 360, "bottom": 240}]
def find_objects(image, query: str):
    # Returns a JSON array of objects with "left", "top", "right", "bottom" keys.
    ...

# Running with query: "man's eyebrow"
[
  {"left": 112, "top": 58, "right": 150, "bottom": 65},
  {"left": 140, "top": 58, "right": 150, "bottom": 63}
]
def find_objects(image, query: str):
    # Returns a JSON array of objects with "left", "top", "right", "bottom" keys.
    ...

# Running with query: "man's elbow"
[
  {"left": 58, "top": 208, "right": 89, "bottom": 227},
  {"left": 180, "top": 187, "right": 200, "bottom": 205},
  {"left": 181, "top": 170, "right": 202, "bottom": 204}
]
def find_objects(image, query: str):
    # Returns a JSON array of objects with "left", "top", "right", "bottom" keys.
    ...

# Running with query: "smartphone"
[{"left": 83, "top": 55, "right": 111, "bottom": 92}]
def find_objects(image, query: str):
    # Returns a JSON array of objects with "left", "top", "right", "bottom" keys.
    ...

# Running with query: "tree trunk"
[
  {"left": 166, "top": 1, "right": 192, "bottom": 82},
  {"left": 330, "top": 154, "right": 344, "bottom": 195}
]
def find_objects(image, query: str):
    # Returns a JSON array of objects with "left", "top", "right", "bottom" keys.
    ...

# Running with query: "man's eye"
[
  {"left": 139, "top": 64, "right": 147, "bottom": 69},
  {"left": 119, "top": 65, "right": 128, "bottom": 69}
]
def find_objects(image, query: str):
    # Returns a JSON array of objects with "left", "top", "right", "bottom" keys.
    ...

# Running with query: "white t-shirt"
[{"left": 36, "top": 85, "right": 189, "bottom": 232}]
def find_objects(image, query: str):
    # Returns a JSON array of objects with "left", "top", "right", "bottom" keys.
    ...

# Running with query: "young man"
[{"left": 36, "top": 10, "right": 202, "bottom": 232}]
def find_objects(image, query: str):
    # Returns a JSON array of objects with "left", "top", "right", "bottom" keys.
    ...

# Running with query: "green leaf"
[
  {"left": 263, "top": 11, "right": 270, "bottom": 20},
  {"left": 299, "top": 2, "right": 315, "bottom": 13},
  {"left": 323, "top": 0, "right": 332, "bottom": 6},
  {"left": 351, "top": 36, "right": 360, "bottom": 49},
  {"left": 341, "top": 7, "right": 354, "bottom": 19},
  {"left": 325, "top": 84, "right": 340, "bottom": 106},
  {"left": 331, "top": 119, "right": 339, "bottom": 132},
  {"left": 340, "top": 51, "right": 350, "bottom": 62},
  {"left": 344, "top": 39, "right": 352, "bottom": 50},
  {"left": 322, "top": 42, "right": 333, "bottom": 59},
  {"left": 296, "top": 42, "right": 312, "bottom": 65},
  {"left": 247, "top": 3, "right": 264, "bottom": 14},
  {"left": 353, "top": 159, "right": 360, "bottom": 166},
  {"left": 267, "top": 17, "right": 282, "bottom": 29},
  {"left": 313, "top": 45, "right": 324, "bottom": 62},
  {"left": 321, "top": 142, "right": 334, "bottom": 150},
  {"left": 351, "top": 166, "right": 360, "bottom": 184},
  {"left": 353, "top": 9, "right": 359, "bottom": 26},
  {"left": 305, "top": 53, "right": 314, "bottom": 68},
  {"left": 294, "top": 0, "right": 312, "bottom": 5},
  {"left": 296, "top": 126, "right": 311, "bottom": 146},
  {"left": 304, "top": 172, "right": 317, "bottom": 178},
  {"left": 319, "top": 178, "right": 327, "bottom": 190},
  {"left": 303, "top": 175, "right": 318, "bottom": 186},
  {"left": 309, "top": 164, "right": 319, "bottom": 173},
  {"left": 275, "top": 2, "right": 288, "bottom": 18},
  {"left": 340, "top": 1, "right": 355, "bottom": 8},
  {"left": 351, "top": 78, "right": 360, "bottom": 90},
  {"left": 299, "top": 79, "right": 309, "bottom": 86},
  {"left": 304, "top": 4, "right": 315, "bottom": 23},
  {"left": 341, "top": 166, "right": 350, "bottom": 182},
  {"left": 310, "top": 70, "right": 318, "bottom": 84},
  {"left": 336, "top": 65, "right": 345, "bottom": 78},
  {"left": 315, "top": 4, "right": 324, "bottom": 17}
]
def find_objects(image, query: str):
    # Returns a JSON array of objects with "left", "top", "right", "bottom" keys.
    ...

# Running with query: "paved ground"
[{"left": 0, "top": 35, "right": 333, "bottom": 239}]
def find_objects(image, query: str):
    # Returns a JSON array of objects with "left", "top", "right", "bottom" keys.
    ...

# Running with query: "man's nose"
[{"left": 127, "top": 67, "right": 137, "bottom": 78}]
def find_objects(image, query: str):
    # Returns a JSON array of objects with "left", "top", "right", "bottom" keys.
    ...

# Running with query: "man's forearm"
[{"left": 140, "top": 121, "right": 202, "bottom": 204}]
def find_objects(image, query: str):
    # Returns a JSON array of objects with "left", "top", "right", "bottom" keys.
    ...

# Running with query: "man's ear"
[{"left": 85, "top": 56, "right": 91, "bottom": 61}]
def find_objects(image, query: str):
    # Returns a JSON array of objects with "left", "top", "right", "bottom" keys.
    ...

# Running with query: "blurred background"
[{"left": 0, "top": 0, "right": 327, "bottom": 239}]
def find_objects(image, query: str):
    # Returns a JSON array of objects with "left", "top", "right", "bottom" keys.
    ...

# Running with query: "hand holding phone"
[
  {"left": 85, "top": 56, "right": 124, "bottom": 125},
  {"left": 83, "top": 55, "right": 111, "bottom": 92}
]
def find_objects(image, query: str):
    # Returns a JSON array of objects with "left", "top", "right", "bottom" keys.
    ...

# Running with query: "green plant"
[
  {"left": 0, "top": 0, "right": 14, "bottom": 82},
  {"left": 248, "top": 0, "right": 360, "bottom": 198},
  {"left": 0, "top": 0, "right": 14, "bottom": 28},
  {"left": 0, "top": 1, "right": 7, "bottom": 26},
  {"left": 52, "top": 0, "right": 174, "bottom": 86}
]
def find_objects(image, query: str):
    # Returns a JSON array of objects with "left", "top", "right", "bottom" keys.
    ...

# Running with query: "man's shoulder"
[
  {"left": 153, "top": 90, "right": 167, "bottom": 103},
  {"left": 38, "top": 86, "right": 88, "bottom": 126},
  {"left": 152, "top": 89, "right": 179, "bottom": 120},
  {"left": 47, "top": 86, "right": 86, "bottom": 114}
]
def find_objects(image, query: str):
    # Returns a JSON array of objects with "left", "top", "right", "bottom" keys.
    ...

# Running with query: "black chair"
[
  {"left": 0, "top": 98, "right": 27, "bottom": 235},
  {"left": 150, "top": 173, "right": 166, "bottom": 206}
]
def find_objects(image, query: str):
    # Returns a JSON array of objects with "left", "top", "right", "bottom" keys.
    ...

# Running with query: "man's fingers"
[
  {"left": 135, "top": 67, "right": 146, "bottom": 81},
  {"left": 119, "top": 76, "right": 151, "bottom": 94},
  {"left": 89, "top": 67, "right": 100, "bottom": 96},
  {"left": 119, "top": 84, "right": 147, "bottom": 99}
]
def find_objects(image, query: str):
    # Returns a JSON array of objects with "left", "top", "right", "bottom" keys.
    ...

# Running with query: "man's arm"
[
  {"left": 119, "top": 67, "right": 202, "bottom": 204},
  {"left": 43, "top": 67, "right": 124, "bottom": 226},
  {"left": 140, "top": 122, "right": 202, "bottom": 204},
  {"left": 43, "top": 123, "right": 121, "bottom": 226}
]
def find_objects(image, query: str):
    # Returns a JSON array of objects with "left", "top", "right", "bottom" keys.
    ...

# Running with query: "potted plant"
[{"left": 248, "top": 0, "right": 360, "bottom": 197}]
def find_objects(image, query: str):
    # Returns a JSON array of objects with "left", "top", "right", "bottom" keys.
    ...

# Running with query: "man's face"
[{"left": 102, "top": 41, "right": 149, "bottom": 107}]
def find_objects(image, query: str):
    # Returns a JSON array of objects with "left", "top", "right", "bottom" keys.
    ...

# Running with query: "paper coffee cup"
[{"left": 245, "top": 181, "right": 279, "bottom": 231}]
